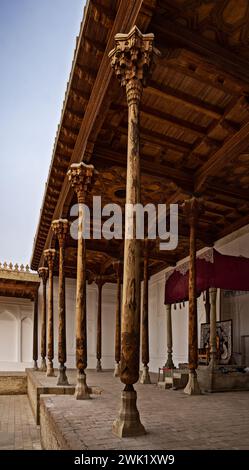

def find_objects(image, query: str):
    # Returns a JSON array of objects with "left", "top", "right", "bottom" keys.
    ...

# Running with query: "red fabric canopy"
[{"left": 164, "top": 248, "right": 249, "bottom": 305}]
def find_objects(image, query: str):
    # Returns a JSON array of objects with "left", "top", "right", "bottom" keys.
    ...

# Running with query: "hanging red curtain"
[{"left": 165, "top": 248, "right": 249, "bottom": 305}]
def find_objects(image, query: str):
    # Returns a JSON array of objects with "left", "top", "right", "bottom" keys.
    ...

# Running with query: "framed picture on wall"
[{"left": 200, "top": 320, "right": 232, "bottom": 365}]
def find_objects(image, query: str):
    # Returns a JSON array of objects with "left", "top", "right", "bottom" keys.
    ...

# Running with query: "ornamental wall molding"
[
  {"left": 0, "top": 262, "right": 31, "bottom": 273},
  {"left": 0, "top": 261, "right": 39, "bottom": 283}
]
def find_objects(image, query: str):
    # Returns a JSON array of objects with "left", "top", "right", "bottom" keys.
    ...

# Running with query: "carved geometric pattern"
[{"left": 159, "top": 0, "right": 249, "bottom": 58}]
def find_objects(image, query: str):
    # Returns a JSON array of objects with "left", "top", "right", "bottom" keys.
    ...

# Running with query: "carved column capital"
[
  {"left": 51, "top": 219, "right": 69, "bottom": 248},
  {"left": 44, "top": 249, "right": 57, "bottom": 271},
  {"left": 109, "top": 26, "right": 160, "bottom": 87},
  {"left": 95, "top": 275, "right": 105, "bottom": 289},
  {"left": 67, "top": 162, "right": 95, "bottom": 203},
  {"left": 183, "top": 196, "right": 204, "bottom": 226},
  {"left": 109, "top": 26, "right": 160, "bottom": 105},
  {"left": 38, "top": 266, "right": 49, "bottom": 284}
]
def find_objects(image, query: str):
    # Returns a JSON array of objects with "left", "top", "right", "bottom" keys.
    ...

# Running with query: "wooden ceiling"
[{"left": 31, "top": 0, "right": 249, "bottom": 279}]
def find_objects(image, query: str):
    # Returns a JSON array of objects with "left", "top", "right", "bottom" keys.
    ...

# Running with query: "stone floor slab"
[
  {"left": 40, "top": 370, "right": 249, "bottom": 450},
  {"left": 0, "top": 395, "right": 41, "bottom": 450}
]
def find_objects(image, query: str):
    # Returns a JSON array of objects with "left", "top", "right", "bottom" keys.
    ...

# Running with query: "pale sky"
[{"left": 0, "top": 0, "right": 85, "bottom": 266}]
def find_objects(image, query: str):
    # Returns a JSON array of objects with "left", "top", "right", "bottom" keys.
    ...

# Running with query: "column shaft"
[
  {"left": 142, "top": 254, "right": 149, "bottom": 366},
  {"left": 41, "top": 279, "right": 47, "bottom": 366},
  {"left": 183, "top": 197, "right": 203, "bottom": 395},
  {"left": 76, "top": 202, "right": 87, "bottom": 374},
  {"left": 205, "top": 289, "right": 211, "bottom": 323},
  {"left": 67, "top": 162, "right": 95, "bottom": 400},
  {"left": 58, "top": 239, "right": 69, "bottom": 385},
  {"left": 47, "top": 265, "right": 55, "bottom": 376},
  {"left": 96, "top": 282, "right": 103, "bottom": 371},
  {"left": 140, "top": 248, "right": 151, "bottom": 383},
  {"left": 165, "top": 304, "right": 175, "bottom": 368},
  {"left": 109, "top": 25, "right": 159, "bottom": 437},
  {"left": 32, "top": 294, "right": 38, "bottom": 370},
  {"left": 120, "top": 79, "right": 142, "bottom": 387},
  {"left": 44, "top": 249, "right": 56, "bottom": 377},
  {"left": 209, "top": 287, "right": 217, "bottom": 368},
  {"left": 58, "top": 243, "right": 66, "bottom": 365},
  {"left": 114, "top": 271, "right": 121, "bottom": 376},
  {"left": 38, "top": 267, "right": 48, "bottom": 371},
  {"left": 51, "top": 218, "right": 69, "bottom": 385},
  {"left": 188, "top": 221, "right": 198, "bottom": 372}
]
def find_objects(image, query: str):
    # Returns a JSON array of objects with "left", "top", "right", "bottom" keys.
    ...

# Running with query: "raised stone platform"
[
  {"left": 26, "top": 369, "right": 76, "bottom": 424},
  {"left": 198, "top": 366, "right": 249, "bottom": 392},
  {"left": 26, "top": 368, "right": 105, "bottom": 425},
  {"left": 0, "top": 372, "right": 27, "bottom": 395},
  {"left": 40, "top": 370, "right": 249, "bottom": 450},
  {"left": 158, "top": 368, "right": 189, "bottom": 390}
]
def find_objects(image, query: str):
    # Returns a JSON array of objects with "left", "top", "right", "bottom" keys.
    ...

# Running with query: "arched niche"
[
  {"left": 0, "top": 311, "right": 18, "bottom": 362},
  {"left": 21, "top": 317, "right": 32, "bottom": 363}
]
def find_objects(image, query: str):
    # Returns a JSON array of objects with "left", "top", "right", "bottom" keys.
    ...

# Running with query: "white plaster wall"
[
  {"left": 146, "top": 268, "right": 204, "bottom": 371},
  {"left": 37, "top": 279, "right": 116, "bottom": 371},
  {"left": 101, "top": 284, "right": 116, "bottom": 369},
  {"left": 215, "top": 224, "right": 249, "bottom": 365},
  {"left": 2, "top": 223, "right": 249, "bottom": 373},
  {"left": 0, "top": 296, "right": 33, "bottom": 371},
  {"left": 143, "top": 275, "right": 188, "bottom": 371}
]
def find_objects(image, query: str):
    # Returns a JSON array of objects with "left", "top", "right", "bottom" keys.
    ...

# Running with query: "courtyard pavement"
[
  {"left": 0, "top": 395, "right": 41, "bottom": 450},
  {"left": 39, "top": 369, "right": 249, "bottom": 450},
  {"left": 1, "top": 369, "right": 249, "bottom": 450}
]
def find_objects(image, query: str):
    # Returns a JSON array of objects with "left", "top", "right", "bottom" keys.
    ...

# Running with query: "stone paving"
[
  {"left": 1, "top": 369, "right": 249, "bottom": 450},
  {"left": 40, "top": 369, "right": 249, "bottom": 450},
  {"left": 0, "top": 395, "right": 41, "bottom": 450},
  {"left": 28, "top": 369, "right": 78, "bottom": 388}
]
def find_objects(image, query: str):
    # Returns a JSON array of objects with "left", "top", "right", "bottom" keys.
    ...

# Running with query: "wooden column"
[
  {"left": 32, "top": 293, "right": 39, "bottom": 370},
  {"left": 140, "top": 241, "right": 151, "bottom": 384},
  {"left": 113, "top": 261, "right": 122, "bottom": 377},
  {"left": 109, "top": 26, "right": 160, "bottom": 437},
  {"left": 165, "top": 304, "right": 175, "bottom": 369},
  {"left": 209, "top": 287, "right": 217, "bottom": 369},
  {"left": 183, "top": 197, "right": 203, "bottom": 395},
  {"left": 38, "top": 267, "right": 48, "bottom": 371},
  {"left": 205, "top": 289, "right": 211, "bottom": 323},
  {"left": 67, "top": 162, "right": 95, "bottom": 399},
  {"left": 52, "top": 219, "right": 69, "bottom": 385},
  {"left": 44, "top": 249, "right": 57, "bottom": 377},
  {"left": 95, "top": 277, "right": 104, "bottom": 372}
]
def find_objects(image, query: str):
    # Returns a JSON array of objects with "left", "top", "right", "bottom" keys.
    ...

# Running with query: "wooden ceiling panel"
[
  {"left": 152, "top": 63, "right": 231, "bottom": 110},
  {"left": 31, "top": 0, "right": 249, "bottom": 277}
]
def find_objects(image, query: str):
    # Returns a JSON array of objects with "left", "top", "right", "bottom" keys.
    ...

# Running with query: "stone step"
[{"left": 157, "top": 381, "right": 172, "bottom": 389}]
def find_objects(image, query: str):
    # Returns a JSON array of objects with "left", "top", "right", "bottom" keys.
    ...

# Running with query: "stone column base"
[
  {"left": 96, "top": 359, "right": 102, "bottom": 372},
  {"left": 57, "top": 364, "right": 69, "bottom": 386},
  {"left": 75, "top": 371, "right": 91, "bottom": 400},
  {"left": 40, "top": 358, "right": 47, "bottom": 372},
  {"left": 140, "top": 365, "right": 151, "bottom": 384},
  {"left": 46, "top": 361, "right": 56, "bottom": 377},
  {"left": 114, "top": 362, "right": 120, "bottom": 377},
  {"left": 33, "top": 360, "right": 38, "bottom": 371},
  {"left": 208, "top": 355, "right": 217, "bottom": 370},
  {"left": 165, "top": 354, "right": 175, "bottom": 369},
  {"left": 184, "top": 370, "right": 201, "bottom": 395},
  {"left": 112, "top": 387, "right": 146, "bottom": 438}
]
